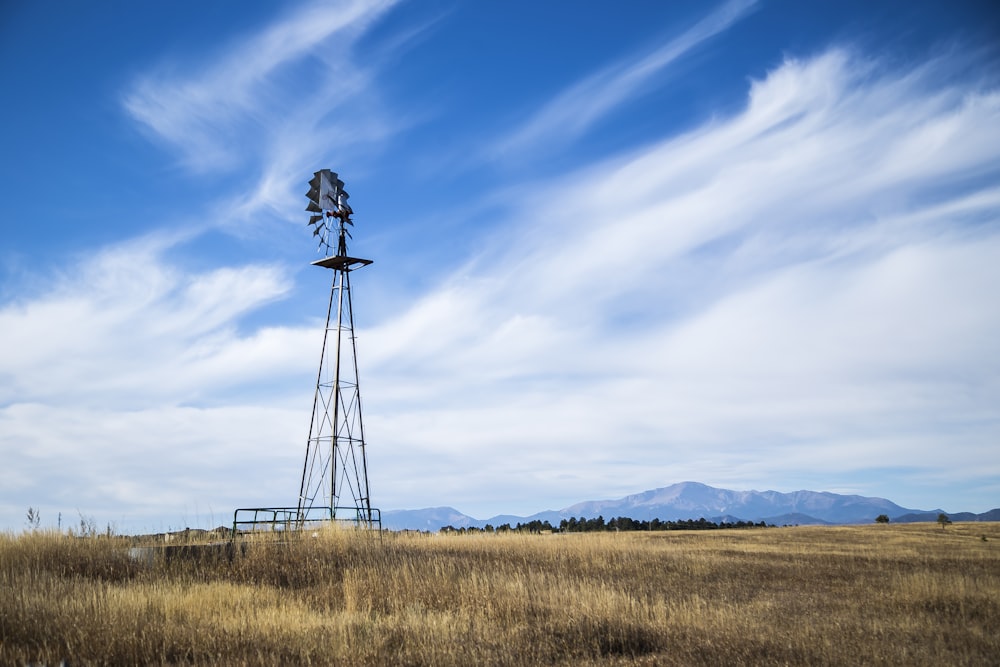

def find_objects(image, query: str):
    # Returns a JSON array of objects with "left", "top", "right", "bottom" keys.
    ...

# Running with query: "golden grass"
[{"left": 1, "top": 522, "right": 998, "bottom": 665}]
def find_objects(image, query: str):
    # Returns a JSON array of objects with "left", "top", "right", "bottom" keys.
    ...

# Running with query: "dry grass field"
[{"left": 2, "top": 522, "right": 998, "bottom": 665}]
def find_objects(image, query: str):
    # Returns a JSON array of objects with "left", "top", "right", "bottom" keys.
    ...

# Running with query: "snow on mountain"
[{"left": 555, "top": 482, "right": 910, "bottom": 524}]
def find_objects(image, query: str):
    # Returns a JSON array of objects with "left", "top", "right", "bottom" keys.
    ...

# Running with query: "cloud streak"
[
  {"left": 0, "top": 234, "right": 311, "bottom": 408},
  {"left": 363, "top": 48, "right": 1000, "bottom": 515},
  {"left": 0, "top": 233, "right": 326, "bottom": 529},
  {"left": 120, "top": 0, "right": 416, "bottom": 244},
  {"left": 123, "top": 0, "right": 397, "bottom": 174},
  {"left": 492, "top": 0, "right": 758, "bottom": 158},
  {"left": 4, "top": 5, "right": 999, "bottom": 531}
]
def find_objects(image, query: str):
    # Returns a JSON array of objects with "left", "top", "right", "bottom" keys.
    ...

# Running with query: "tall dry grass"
[{"left": 1, "top": 522, "right": 998, "bottom": 665}]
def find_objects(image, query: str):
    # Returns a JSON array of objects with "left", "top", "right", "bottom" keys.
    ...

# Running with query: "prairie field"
[{"left": 1, "top": 522, "right": 998, "bottom": 666}]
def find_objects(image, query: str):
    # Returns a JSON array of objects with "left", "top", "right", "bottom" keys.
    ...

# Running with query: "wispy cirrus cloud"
[
  {"left": 363, "top": 48, "right": 1000, "bottom": 515},
  {"left": 491, "top": 0, "right": 758, "bottom": 159},
  {"left": 6, "top": 3, "right": 998, "bottom": 532},
  {"left": 0, "top": 234, "right": 320, "bottom": 529},
  {"left": 0, "top": 234, "right": 311, "bottom": 409},
  {"left": 123, "top": 0, "right": 393, "bottom": 171}
]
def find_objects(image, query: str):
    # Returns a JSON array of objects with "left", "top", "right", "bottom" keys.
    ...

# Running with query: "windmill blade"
[
  {"left": 320, "top": 171, "right": 338, "bottom": 206},
  {"left": 306, "top": 169, "right": 329, "bottom": 207},
  {"left": 307, "top": 169, "right": 340, "bottom": 213},
  {"left": 305, "top": 169, "right": 359, "bottom": 255},
  {"left": 306, "top": 179, "right": 321, "bottom": 203}
]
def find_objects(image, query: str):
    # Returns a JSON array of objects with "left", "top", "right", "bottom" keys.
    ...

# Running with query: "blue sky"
[{"left": 2, "top": 1, "right": 999, "bottom": 532}]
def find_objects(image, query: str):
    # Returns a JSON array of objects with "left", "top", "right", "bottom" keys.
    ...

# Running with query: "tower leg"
[{"left": 298, "top": 264, "right": 373, "bottom": 527}]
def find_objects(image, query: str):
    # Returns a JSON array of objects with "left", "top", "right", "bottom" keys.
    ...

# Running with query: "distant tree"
[
  {"left": 515, "top": 519, "right": 554, "bottom": 533},
  {"left": 937, "top": 513, "right": 952, "bottom": 530},
  {"left": 875, "top": 514, "right": 890, "bottom": 524},
  {"left": 26, "top": 507, "right": 40, "bottom": 530},
  {"left": 76, "top": 512, "right": 97, "bottom": 538},
  {"left": 617, "top": 517, "right": 641, "bottom": 531}
]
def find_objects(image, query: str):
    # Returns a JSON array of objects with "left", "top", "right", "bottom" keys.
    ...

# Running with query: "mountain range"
[{"left": 381, "top": 481, "right": 999, "bottom": 532}]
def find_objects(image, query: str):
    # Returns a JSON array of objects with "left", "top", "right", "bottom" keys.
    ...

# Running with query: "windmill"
[
  {"left": 298, "top": 169, "right": 377, "bottom": 527},
  {"left": 232, "top": 170, "right": 379, "bottom": 534}
]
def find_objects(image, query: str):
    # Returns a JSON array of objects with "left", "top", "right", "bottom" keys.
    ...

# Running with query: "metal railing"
[{"left": 232, "top": 506, "right": 381, "bottom": 536}]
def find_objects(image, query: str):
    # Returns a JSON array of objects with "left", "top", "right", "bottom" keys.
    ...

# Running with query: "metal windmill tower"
[{"left": 296, "top": 169, "right": 377, "bottom": 528}]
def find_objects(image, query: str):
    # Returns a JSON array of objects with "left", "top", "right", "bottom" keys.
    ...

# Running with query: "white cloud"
[
  {"left": 361, "top": 48, "right": 1000, "bottom": 515},
  {"left": 1, "top": 0, "right": 422, "bottom": 530},
  {"left": 123, "top": 0, "right": 397, "bottom": 174},
  {"left": 5, "top": 15, "right": 1000, "bottom": 530},
  {"left": 120, "top": 0, "right": 414, "bottom": 244},
  {"left": 492, "top": 0, "right": 759, "bottom": 158},
  {"left": 0, "top": 233, "right": 326, "bottom": 529},
  {"left": 0, "top": 402, "right": 302, "bottom": 531},
  {"left": 0, "top": 235, "right": 309, "bottom": 407}
]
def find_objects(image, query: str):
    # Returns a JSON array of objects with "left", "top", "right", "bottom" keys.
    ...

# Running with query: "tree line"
[{"left": 440, "top": 515, "right": 773, "bottom": 534}]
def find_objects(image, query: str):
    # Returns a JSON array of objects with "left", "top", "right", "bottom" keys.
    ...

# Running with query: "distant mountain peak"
[{"left": 381, "top": 482, "right": 992, "bottom": 532}]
